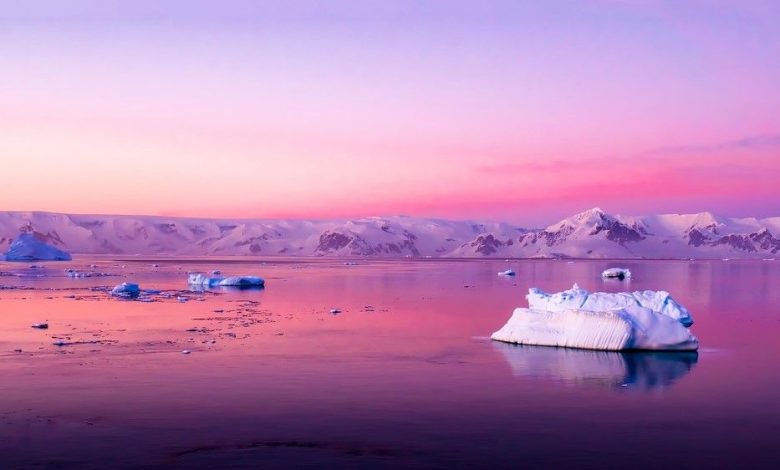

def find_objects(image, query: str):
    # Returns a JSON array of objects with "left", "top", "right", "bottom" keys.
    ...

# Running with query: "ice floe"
[
  {"left": 188, "top": 273, "right": 265, "bottom": 289},
  {"left": 111, "top": 282, "right": 141, "bottom": 299},
  {"left": 2, "top": 233, "right": 72, "bottom": 261},
  {"left": 601, "top": 267, "right": 631, "bottom": 279},
  {"left": 491, "top": 285, "right": 698, "bottom": 351}
]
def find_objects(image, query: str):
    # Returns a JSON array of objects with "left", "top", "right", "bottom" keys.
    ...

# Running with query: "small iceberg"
[
  {"left": 111, "top": 282, "right": 141, "bottom": 299},
  {"left": 602, "top": 267, "right": 631, "bottom": 280},
  {"left": 498, "top": 269, "right": 516, "bottom": 277},
  {"left": 188, "top": 273, "right": 265, "bottom": 289},
  {"left": 491, "top": 285, "right": 698, "bottom": 351},
  {"left": 2, "top": 233, "right": 72, "bottom": 261}
]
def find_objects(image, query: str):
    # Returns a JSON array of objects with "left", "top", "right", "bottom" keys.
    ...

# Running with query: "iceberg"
[
  {"left": 188, "top": 272, "right": 264, "bottom": 288},
  {"left": 491, "top": 285, "right": 698, "bottom": 351},
  {"left": 602, "top": 267, "right": 631, "bottom": 279},
  {"left": 2, "top": 233, "right": 72, "bottom": 261},
  {"left": 111, "top": 282, "right": 141, "bottom": 299}
]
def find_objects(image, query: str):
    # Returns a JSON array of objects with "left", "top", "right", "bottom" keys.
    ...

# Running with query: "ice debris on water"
[
  {"left": 602, "top": 267, "right": 631, "bottom": 280},
  {"left": 111, "top": 282, "right": 141, "bottom": 299}
]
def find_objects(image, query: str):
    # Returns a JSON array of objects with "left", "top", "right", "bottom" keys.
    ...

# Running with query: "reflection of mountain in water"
[{"left": 493, "top": 342, "right": 698, "bottom": 391}]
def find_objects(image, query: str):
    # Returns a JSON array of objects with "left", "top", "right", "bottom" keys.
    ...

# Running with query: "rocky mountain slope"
[{"left": 1, "top": 208, "right": 778, "bottom": 259}]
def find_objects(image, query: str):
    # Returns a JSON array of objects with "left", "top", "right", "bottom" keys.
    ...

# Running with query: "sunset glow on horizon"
[{"left": 1, "top": 0, "right": 779, "bottom": 225}]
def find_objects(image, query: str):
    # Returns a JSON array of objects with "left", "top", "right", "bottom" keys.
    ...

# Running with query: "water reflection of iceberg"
[{"left": 493, "top": 342, "right": 698, "bottom": 391}]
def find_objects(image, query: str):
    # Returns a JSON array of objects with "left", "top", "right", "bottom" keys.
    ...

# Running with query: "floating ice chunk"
[
  {"left": 3, "top": 233, "right": 72, "bottom": 261},
  {"left": 111, "top": 282, "right": 141, "bottom": 299},
  {"left": 528, "top": 284, "right": 693, "bottom": 327},
  {"left": 493, "top": 342, "right": 698, "bottom": 391},
  {"left": 491, "top": 306, "right": 698, "bottom": 351},
  {"left": 493, "top": 284, "right": 698, "bottom": 351},
  {"left": 188, "top": 272, "right": 218, "bottom": 287},
  {"left": 188, "top": 273, "right": 264, "bottom": 288},
  {"left": 602, "top": 267, "right": 631, "bottom": 279},
  {"left": 498, "top": 269, "right": 516, "bottom": 276},
  {"left": 217, "top": 276, "right": 264, "bottom": 287}
]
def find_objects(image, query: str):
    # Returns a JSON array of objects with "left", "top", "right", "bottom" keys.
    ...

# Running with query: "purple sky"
[{"left": 1, "top": 1, "right": 778, "bottom": 224}]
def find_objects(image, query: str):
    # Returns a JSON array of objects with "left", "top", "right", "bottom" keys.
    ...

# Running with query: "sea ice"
[
  {"left": 2, "top": 233, "right": 72, "bottom": 261},
  {"left": 111, "top": 282, "right": 141, "bottom": 299},
  {"left": 602, "top": 267, "right": 631, "bottom": 279},
  {"left": 491, "top": 285, "right": 698, "bottom": 351}
]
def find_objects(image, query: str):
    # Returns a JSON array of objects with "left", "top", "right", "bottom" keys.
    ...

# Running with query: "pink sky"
[{"left": 1, "top": 1, "right": 778, "bottom": 225}]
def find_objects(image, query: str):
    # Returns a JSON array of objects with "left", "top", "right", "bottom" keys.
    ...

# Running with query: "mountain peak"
[{"left": 546, "top": 207, "right": 610, "bottom": 231}]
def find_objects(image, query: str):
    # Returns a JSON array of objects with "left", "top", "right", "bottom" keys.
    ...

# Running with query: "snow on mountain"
[
  {"left": 0, "top": 209, "right": 778, "bottom": 259},
  {"left": 2, "top": 232, "right": 72, "bottom": 261}
]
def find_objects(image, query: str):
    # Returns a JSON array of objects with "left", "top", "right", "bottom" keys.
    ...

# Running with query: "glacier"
[
  {"left": 491, "top": 285, "right": 698, "bottom": 351},
  {"left": 2, "top": 233, "right": 72, "bottom": 261}
]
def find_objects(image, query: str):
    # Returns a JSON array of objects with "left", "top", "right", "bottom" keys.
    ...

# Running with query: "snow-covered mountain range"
[{"left": 1, "top": 208, "right": 779, "bottom": 259}]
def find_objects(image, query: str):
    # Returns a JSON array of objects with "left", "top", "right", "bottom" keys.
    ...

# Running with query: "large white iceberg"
[
  {"left": 2, "top": 233, "right": 72, "bottom": 261},
  {"left": 491, "top": 285, "right": 698, "bottom": 351},
  {"left": 188, "top": 273, "right": 264, "bottom": 288}
]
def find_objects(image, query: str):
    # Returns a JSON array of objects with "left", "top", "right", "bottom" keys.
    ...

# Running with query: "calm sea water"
[{"left": 1, "top": 258, "right": 779, "bottom": 468}]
